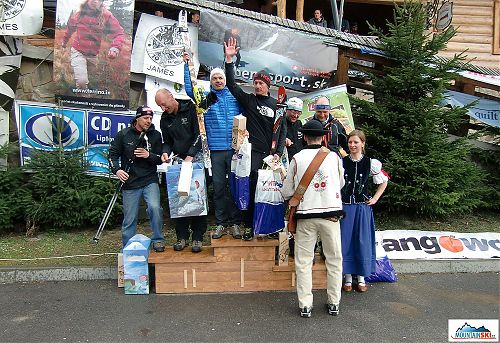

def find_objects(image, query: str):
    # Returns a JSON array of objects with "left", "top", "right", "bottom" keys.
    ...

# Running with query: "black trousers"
[
  {"left": 175, "top": 216, "right": 207, "bottom": 241},
  {"left": 242, "top": 150, "right": 267, "bottom": 228}
]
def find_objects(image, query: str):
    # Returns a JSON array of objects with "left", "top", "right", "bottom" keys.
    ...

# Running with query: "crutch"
[{"left": 92, "top": 131, "right": 146, "bottom": 243}]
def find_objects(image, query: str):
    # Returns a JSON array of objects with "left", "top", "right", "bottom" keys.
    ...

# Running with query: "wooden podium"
[{"left": 148, "top": 236, "right": 328, "bottom": 294}]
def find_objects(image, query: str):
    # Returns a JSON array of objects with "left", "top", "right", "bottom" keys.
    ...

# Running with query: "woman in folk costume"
[{"left": 340, "top": 130, "right": 388, "bottom": 293}]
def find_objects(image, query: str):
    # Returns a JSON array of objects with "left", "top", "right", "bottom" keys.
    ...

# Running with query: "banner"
[
  {"left": 376, "top": 230, "right": 500, "bottom": 260},
  {"left": 0, "top": 36, "right": 22, "bottom": 112},
  {"left": 443, "top": 90, "right": 500, "bottom": 128},
  {"left": 298, "top": 85, "right": 355, "bottom": 132},
  {"left": 53, "top": 0, "right": 134, "bottom": 111},
  {"left": 0, "top": 0, "right": 43, "bottom": 36},
  {"left": 14, "top": 100, "right": 135, "bottom": 175},
  {"left": 131, "top": 14, "right": 199, "bottom": 84},
  {"left": 198, "top": 9, "right": 338, "bottom": 92},
  {"left": 0, "top": 110, "right": 7, "bottom": 170}
]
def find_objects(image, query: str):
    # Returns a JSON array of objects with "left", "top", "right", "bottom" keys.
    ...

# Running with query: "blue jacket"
[{"left": 184, "top": 64, "right": 242, "bottom": 150}]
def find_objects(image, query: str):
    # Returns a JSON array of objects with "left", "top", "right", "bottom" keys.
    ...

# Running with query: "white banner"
[
  {"left": 376, "top": 230, "right": 500, "bottom": 260},
  {"left": 131, "top": 14, "right": 199, "bottom": 84},
  {"left": 0, "top": 0, "right": 43, "bottom": 36},
  {"left": 459, "top": 71, "right": 500, "bottom": 87}
]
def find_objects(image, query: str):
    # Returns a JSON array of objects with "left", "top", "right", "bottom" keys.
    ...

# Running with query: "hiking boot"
[
  {"left": 242, "top": 227, "right": 254, "bottom": 241},
  {"left": 300, "top": 306, "right": 312, "bottom": 318},
  {"left": 327, "top": 303, "right": 339, "bottom": 316},
  {"left": 153, "top": 241, "right": 165, "bottom": 252},
  {"left": 231, "top": 224, "right": 242, "bottom": 239},
  {"left": 211, "top": 225, "right": 226, "bottom": 239},
  {"left": 192, "top": 240, "right": 202, "bottom": 253},
  {"left": 266, "top": 232, "right": 280, "bottom": 240},
  {"left": 173, "top": 239, "right": 187, "bottom": 251}
]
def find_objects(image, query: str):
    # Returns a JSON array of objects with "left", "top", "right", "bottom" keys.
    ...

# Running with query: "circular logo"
[
  {"left": 145, "top": 24, "right": 184, "bottom": 67},
  {"left": 1, "top": 0, "right": 26, "bottom": 21},
  {"left": 26, "top": 113, "right": 80, "bottom": 148}
]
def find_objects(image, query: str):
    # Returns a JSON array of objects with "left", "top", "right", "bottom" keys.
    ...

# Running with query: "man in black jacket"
[
  {"left": 312, "top": 96, "right": 348, "bottom": 156},
  {"left": 224, "top": 37, "right": 286, "bottom": 240},
  {"left": 108, "top": 106, "right": 165, "bottom": 251},
  {"left": 285, "top": 97, "right": 304, "bottom": 159},
  {"left": 155, "top": 88, "right": 207, "bottom": 253}
]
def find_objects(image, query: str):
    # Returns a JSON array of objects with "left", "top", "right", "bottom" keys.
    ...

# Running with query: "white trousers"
[
  {"left": 295, "top": 218, "right": 342, "bottom": 308},
  {"left": 70, "top": 47, "right": 97, "bottom": 89}
]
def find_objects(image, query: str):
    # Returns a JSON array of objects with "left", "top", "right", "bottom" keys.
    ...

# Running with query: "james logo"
[
  {"left": 449, "top": 320, "right": 499, "bottom": 342},
  {"left": 145, "top": 24, "right": 184, "bottom": 67},
  {"left": 0, "top": 0, "right": 26, "bottom": 21}
]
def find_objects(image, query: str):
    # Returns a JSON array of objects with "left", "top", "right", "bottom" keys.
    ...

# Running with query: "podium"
[{"left": 148, "top": 236, "right": 328, "bottom": 294}]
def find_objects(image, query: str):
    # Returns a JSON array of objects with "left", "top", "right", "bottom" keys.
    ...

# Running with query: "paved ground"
[{"left": 0, "top": 273, "right": 498, "bottom": 343}]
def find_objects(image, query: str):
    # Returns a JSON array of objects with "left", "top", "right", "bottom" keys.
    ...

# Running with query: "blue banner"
[{"left": 443, "top": 90, "right": 500, "bottom": 128}]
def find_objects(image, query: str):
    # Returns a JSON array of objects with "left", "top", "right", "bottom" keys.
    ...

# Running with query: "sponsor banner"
[
  {"left": 298, "top": 85, "right": 355, "bottom": 133},
  {"left": 459, "top": 71, "right": 500, "bottom": 88},
  {"left": 53, "top": 0, "right": 134, "bottom": 110},
  {"left": 443, "top": 90, "right": 500, "bottom": 128},
  {"left": 0, "top": 0, "right": 43, "bottom": 36},
  {"left": 198, "top": 9, "right": 338, "bottom": 92},
  {"left": 448, "top": 319, "right": 499, "bottom": 342},
  {"left": 0, "top": 36, "right": 22, "bottom": 112},
  {"left": 14, "top": 100, "right": 139, "bottom": 175},
  {"left": 0, "top": 110, "right": 7, "bottom": 170},
  {"left": 376, "top": 230, "right": 500, "bottom": 260},
  {"left": 131, "top": 14, "right": 199, "bottom": 84}
]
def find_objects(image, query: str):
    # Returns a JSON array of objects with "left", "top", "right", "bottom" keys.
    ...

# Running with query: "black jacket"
[
  {"left": 285, "top": 117, "right": 304, "bottom": 159},
  {"left": 160, "top": 100, "right": 201, "bottom": 159},
  {"left": 108, "top": 124, "right": 163, "bottom": 190},
  {"left": 225, "top": 62, "right": 286, "bottom": 156},
  {"left": 312, "top": 114, "right": 348, "bottom": 155}
]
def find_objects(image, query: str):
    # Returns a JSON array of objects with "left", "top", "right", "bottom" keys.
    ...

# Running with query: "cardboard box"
[
  {"left": 178, "top": 161, "right": 193, "bottom": 196},
  {"left": 123, "top": 235, "right": 151, "bottom": 295},
  {"left": 117, "top": 253, "right": 124, "bottom": 288},
  {"left": 231, "top": 115, "right": 246, "bottom": 150}
]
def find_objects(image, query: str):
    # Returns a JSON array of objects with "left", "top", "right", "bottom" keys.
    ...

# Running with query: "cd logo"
[{"left": 25, "top": 113, "right": 80, "bottom": 148}]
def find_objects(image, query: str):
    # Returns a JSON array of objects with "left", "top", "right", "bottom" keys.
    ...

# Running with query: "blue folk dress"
[{"left": 340, "top": 155, "right": 387, "bottom": 276}]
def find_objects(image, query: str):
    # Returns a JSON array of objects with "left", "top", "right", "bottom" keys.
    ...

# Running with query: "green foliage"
[
  {"left": 354, "top": 1, "right": 487, "bottom": 217},
  {"left": 471, "top": 148, "right": 500, "bottom": 211}
]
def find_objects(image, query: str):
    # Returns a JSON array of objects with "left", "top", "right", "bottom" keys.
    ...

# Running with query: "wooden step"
[
  {"left": 148, "top": 247, "right": 217, "bottom": 264},
  {"left": 210, "top": 235, "right": 279, "bottom": 247},
  {"left": 273, "top": 257, "right": 328, "bottom": 272}
]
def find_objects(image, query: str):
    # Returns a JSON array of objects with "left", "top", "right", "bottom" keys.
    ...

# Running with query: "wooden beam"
[
  {"left": 277, "top": 0, "right": 286, "bottom": 18},
  {"left": 333, "top": 49, "right": 350, "bottom": 85},
  {"left": 296, "top": 0, "right": 304, "bottom": 21}
]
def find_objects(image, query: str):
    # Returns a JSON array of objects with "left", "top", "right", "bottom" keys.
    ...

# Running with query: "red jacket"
[{"left": 63, "top": 7, "right": 125, "bottom": 56}]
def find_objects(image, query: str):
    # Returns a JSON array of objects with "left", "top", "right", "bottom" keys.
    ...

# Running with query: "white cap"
[
  {"left": 210, "top": 68, "right": 226, "bottom": 81},
  {"left": 286, "top": 97, "right": 303, "bottom": 111}
]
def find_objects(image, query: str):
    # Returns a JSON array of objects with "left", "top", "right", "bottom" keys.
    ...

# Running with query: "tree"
[{"left": 353, "top": 1, "right": 486, "bottom": 217}]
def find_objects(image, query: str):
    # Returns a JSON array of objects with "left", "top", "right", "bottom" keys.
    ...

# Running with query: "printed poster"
[
  {"left": 0, "top": 0, "right": 43, "bottom": 36},
  {"left": 131, "top": 14, "right": 199, "bottom": 84},
  {"left": 53, "top": 0, "right": 134, "bottom": 111},
  {"left": 198, "top": 9, "right": 338, "bottom": 92}
]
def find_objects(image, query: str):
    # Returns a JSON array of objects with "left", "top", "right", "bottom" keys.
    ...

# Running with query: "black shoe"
[
  {"left": 242, "top": 227, "right": 253, "bottom": 241},
  {"left": 173, "top": 239, "right": 187, "bottom": 251},
  {"left": 300, "top": 306, "right": 312, "bottom": 318},
  {"left": 266, "top": 232, "right": 280, "bottom": 240},
  {"left": 153, "top": 241, "right": 165, "bottom": 252},
  {"left": 192, "top": 240, "right": 202, "bottom": 253},
  {"left": 326, "top": 303, "right": 339, "bottom": 316}
]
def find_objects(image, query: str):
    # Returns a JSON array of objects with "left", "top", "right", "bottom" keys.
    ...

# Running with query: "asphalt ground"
[{"left": 1, "top": 272, "right": 499, "bottom": 343}]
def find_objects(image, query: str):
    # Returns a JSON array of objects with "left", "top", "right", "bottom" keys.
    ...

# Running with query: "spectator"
[
  {"left": 191, "top": 10, "right": 200, "bottom": 25},
  {"left": 307, "top": 9, "right": 328, "bottom": 28},
  {"left": 223, "top": 28, "right": 242, "bottom": 69},
  {"left": 285, "top": 97, "right": 304, "bottom": 159},
  {"left": 311, "top": 96, "right": 349, "bottom": 156}
]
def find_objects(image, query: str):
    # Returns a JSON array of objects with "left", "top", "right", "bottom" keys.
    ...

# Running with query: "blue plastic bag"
[
  {"left": 365, "top": 256, "right": 398, "bottom": 283},
  {"left": 253, "top": 169, "right": 285, "bottom": 235},
  {"left": 230, "top": 138, "right": 251, "bottom": 210}
]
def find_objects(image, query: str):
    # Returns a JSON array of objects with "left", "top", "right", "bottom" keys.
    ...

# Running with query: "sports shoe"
[
  {"left": 327, "top": 303, "right": 339, "bottom": 316},
  {"left": 192, "top": 240, "right": 202, "bottom": 253},
  {"left": 231, "top": 224, "right": 242, "bottom": 239},
  {"left": 173, "top": 239, "right": 187, "bottom": 251},
  {"left": 152, "top": 241, "right": 165, "bottom": 252},
  {"left": 242, "top": 227, "right": 253, "bottom": 241},
  {"left": 300, "top": 306, "right": 312, "bottom": 318},
  {"left": 211, "top": 225, "right": 226, "bottom": 239}
]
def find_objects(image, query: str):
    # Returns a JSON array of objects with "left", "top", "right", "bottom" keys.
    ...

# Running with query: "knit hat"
[
  {"left": 299, "top": 120, "right": 329, "bottom": 136},
  {"left": 286, "top": 97, "right": 303, "bottom": 111},
  {"left": 210, "top": 68, "right": 226, "bottom": 82},
  {"left": 135, "top": 106, "right": 154, "bottom": 118},
  {"left": 253, "top": 70, "right": 271, "bottom": 88}
]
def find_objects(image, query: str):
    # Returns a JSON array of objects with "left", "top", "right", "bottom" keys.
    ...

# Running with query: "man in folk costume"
[
  {"left": 311, "top": 96, "right": 349, "bottom": 156},
  {"left": 281, "top": 120, "right": 345, "bottom": 318}
]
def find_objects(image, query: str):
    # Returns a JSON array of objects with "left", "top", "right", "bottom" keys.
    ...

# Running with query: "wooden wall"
[{"left": 435, "top": 0, "right": 500, "bottom": 70}]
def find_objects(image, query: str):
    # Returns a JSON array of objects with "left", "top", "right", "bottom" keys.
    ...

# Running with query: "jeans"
[
  {"left": 121, "top": 182, "right": 164, "bottom": 247},
  {"left": 211, "top": 150, "right": 241, "bottom": 226}
]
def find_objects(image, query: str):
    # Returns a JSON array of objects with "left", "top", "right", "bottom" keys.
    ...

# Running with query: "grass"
[{"left": 0, "top": 212, "right": 498, "bottom": 268}]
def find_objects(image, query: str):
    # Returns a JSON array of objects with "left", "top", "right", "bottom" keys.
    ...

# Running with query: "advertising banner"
[
  {"left": 0, "top": 0, "right": 43, "bottom": 36},
  {"left": 0, "top": 110, "right": 8, "bottom": 170},
  {"left": 53, "top": 0, "right": 134, "bottom": 111},
  {"left": 198, "top": 9, "right": 338, "bottom": 92},
  {"left": 0, "top": 36, "right": 22, "bottom": 112},
  {"left": 131, "top": 14, "right": 199, "bottom": 84},
  {"left": 443, "top": 90, "right": 500, "bottom": 128},
  {"left": 376, "top": 230, "right": 500, "bottom": 260},
  {"left": 298, "top": 85, "right": 355, "bottom": 133},
  {"left": 14, "top": 100, "right": 135, "bottom": 175}
]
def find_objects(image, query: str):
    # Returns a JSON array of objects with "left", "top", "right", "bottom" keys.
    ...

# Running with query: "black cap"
[
  {"left": 299, "top": 120, "right": 329, "bottom": 136},
  {"left": 135, "top": 106, "right": 154, "bottom": 118}
]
